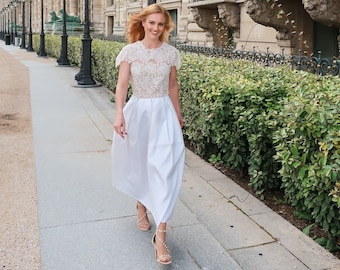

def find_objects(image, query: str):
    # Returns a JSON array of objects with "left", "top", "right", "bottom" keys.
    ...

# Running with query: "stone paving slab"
[{"left": 229, "top": 242, "right": 309, "bottom": 270}]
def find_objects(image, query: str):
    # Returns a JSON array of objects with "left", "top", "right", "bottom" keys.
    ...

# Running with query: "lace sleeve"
[
  {"left": 115, "top": 45, "right": 133, "bottom": 67},
  {"left": 172, "top": 48, "right": 181, "bottom": 70}
]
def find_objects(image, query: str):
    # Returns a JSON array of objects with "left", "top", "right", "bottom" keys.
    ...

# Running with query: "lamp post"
[
  {"left": 0, "top": 10, "right": 3, "bottom": 40},
  {"left": 10, "top": 4, "right": 14, "bottom": 44},
  {"left": 14, "top": 1, "right": 17, "bottom": 42},
  {"left": 3, "top": 8, "right": 7, "bottom": 40},
  {"left": 20, "top": 0, "right": 26, "bottom": 49},
  {"left": 2, "top": 9, "right": 5, "bottom": 40},
  {"left": 57, "top": 0, "right": 70, "bottom": 65},
  {"left": 37, "top": 0, "right": 47, "bottom": 56},
  {"left": 75, "top": 0, "right": 96, "bottom": 85},
  {"left": 6, "top": 6, "right": 11, "bottom": 37},
  {"left": 2, "top": 10, "right": 5, "bottom": 39},
  {"left": 26, "top": 0, "right": 33, "bottom": 51},
  {"left": 3, "top": 9, "right": 6, "bottom": 40}
]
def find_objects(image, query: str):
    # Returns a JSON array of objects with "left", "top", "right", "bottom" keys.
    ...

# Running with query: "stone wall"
[{"left": 1, "top": 0, "right": 338, "bottom": 56}]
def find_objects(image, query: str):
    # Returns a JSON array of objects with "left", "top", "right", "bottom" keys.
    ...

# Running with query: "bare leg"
[
  {"left": 137, "top": 201, "right": 150, "bottom": 231},
  {"left": 153, "top": 222, "right": 172, "bottom": 264}
]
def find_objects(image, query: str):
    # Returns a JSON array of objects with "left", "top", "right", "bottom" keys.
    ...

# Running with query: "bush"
[
  {"left": 92, "top": 39, "right": 124, "bottom": 91},
  {"left": 178, "top": 53, "right": 340, "bottom": 244},
  {"left": 32, "top": 34, "right": 124, "bottom": 90},
  {"left": 178, "top": 55, "right": 289, "bottom": 194},
  {"left": 273, "top": 72, "right": 340, "bottom": 240}
]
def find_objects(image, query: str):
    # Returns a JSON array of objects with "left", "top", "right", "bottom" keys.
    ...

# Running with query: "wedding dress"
[{"left": 111, "top": 41, "right": 185, "bottom": 227}]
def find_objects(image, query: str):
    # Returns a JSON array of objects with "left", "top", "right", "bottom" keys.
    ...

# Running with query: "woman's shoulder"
[
  {"left": 162, "top": 42, "right": 178, "bottom": 52},
  {"left": 161, "top": 43, "right": 180, "bottom": 60},
  {"left": 161, "top": 42, "right": 181, "bottom": 69},
  {"left": 116, "top": 42, "right": 141, "bottom": 66}
]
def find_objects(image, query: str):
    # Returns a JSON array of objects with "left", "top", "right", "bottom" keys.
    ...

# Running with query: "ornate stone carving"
[
  {"left": 302, "top": 0, "right": 340, "bottom": 28},
  {"left": 48, "top": 11, "right": 61, "bottom": 23},
  {"left": 245, "top": 0, "right": 295, "bottom": 40},
  {"left": 217, "top": 3, "right": 240, "bottom": 38},
  {"left": 57, "top": 9, "right": 81, "bottom": 23},
  {"left": 191, "top": 7, "right": 229, "bottom": 47}
]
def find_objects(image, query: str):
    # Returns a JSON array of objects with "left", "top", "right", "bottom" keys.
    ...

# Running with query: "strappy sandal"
[
  {"left": 152, "top": 229, "right": 172, "bottom": 265},
  {"left": 136, "top": 202, "right": 150, "bottom": 231}
]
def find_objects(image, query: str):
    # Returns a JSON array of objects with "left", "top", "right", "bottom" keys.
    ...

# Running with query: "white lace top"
[{"left": 116, "top": 41, "right": 181, "bottom": 98}]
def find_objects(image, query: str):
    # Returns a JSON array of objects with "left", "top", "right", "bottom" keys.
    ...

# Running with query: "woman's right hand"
[{"left": 113, "top": 114, "right": 127, "bottom": 139}]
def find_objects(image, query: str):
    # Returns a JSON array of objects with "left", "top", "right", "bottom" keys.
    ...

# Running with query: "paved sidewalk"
[{"left": 1, "top": 42, "right": 340, "bottom": 270}]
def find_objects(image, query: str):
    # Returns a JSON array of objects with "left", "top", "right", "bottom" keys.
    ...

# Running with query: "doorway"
[{"left": 313, "top": 22, "right": 339, "bottom": 58}]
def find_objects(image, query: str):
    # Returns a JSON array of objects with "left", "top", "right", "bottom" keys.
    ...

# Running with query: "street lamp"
[
  {"left": 10, "top": 4, "right": 13, "bottom": 44},
  {"left": 3, "top": 8, "right": 7, "bottom": 40},
  {"left": 57, "top": 0, "right": 70, "bottom": 65},
  {"left": 20, "top": 0, "right": 26, "bottom": 49},
  {"left": 14, "top": 1, "right": 17, "bottom": 43},
  {"left": 2, "top": 9, "right": 5, "bottom": 40},
  {"left": 0, "top": 10, "right": 3, "bottom": 40},
  {"left": 37, "top": 0, "right": 47, "bottom": 56},
  {"left": 26, "top": 0, "right": 33, "bottom": 51},
  {"left": 75, "top": 0, "right": 97, "bottom": 85},
  {"left": 1, "top": 9, "right": 4, "bottom": 40},
  {"left": 5, "top": 6, "right": 10, "bottom": 45}
]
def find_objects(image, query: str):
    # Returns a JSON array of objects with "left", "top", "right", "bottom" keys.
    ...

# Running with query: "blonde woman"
[{"left": 111, "top": 4, "right": 184, "bottom": 265}]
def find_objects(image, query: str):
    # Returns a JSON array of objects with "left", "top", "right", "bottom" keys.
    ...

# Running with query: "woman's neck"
[{"left": 141, "top": 39, "right": 162, "bottom": 49}]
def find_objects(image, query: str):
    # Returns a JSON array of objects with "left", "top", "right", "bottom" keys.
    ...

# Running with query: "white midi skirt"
[{"left": 111, "top": 95, "right": 185, "bottom": 227}]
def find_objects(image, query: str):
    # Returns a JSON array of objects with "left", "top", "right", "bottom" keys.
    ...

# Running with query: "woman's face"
[{"left": 142, "top": 13, "right": 166, "bottom": 41}]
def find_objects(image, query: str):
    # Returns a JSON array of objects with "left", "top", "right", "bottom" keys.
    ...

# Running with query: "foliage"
[
  {"left": 91, "top": 39, "right": 124, "bottom": 91},
  {"left": 44, "top": 34, "right": 61, "bottom": 58},
  {"left": 178, "top": 52, "right": 340, "bottom": 245},
  {"left": 303, "top": 223, "right": 339, "bottom": 252},
  {"left": 67, "top": 36, "right": 82, "bottom": 66},
  {"left": 273, "top": 72, "right": 340, "bottom": 238},
  {"left": 178, "top": 54, "right": 290, "bottom": 194},
  {"left": 32, "top": 34, "right": 124, "bottom": 91},
  {"left": 330, "top": 182, "right": 340, "bottom": 207}
]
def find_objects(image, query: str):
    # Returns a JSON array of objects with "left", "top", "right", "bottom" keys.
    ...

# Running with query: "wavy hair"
[{"left": 126, "top": 4, "right": 174, "bottom": 43}]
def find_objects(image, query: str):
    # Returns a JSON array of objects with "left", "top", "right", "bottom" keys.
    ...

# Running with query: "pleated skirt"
[{"left": 111, "top": 95, "right": 185, "bottom": 227}]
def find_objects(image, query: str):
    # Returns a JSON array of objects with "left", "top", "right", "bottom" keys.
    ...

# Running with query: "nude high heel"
[
  {"left": 136, "top": 202, "right": 150, "bottom": 231},
  {"left": 152, "top": 229, "right": 172, "bottom": 265}
]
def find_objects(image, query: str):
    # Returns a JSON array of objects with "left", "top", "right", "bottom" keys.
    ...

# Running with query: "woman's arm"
[
  {"left": 113, "top": 61, "right": 130, "bottom": 138},
  {"left": 168, "top": 66, "right": 184, "bottom": 128}
]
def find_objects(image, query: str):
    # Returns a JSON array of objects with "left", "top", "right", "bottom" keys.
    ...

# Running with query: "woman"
[{"left": 111, "top": 4, "right": 185, "bottom": 265}]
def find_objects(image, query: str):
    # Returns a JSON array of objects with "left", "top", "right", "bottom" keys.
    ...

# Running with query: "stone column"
[{"left": 70, "top": 0, "right": 78, "bottom": 16}]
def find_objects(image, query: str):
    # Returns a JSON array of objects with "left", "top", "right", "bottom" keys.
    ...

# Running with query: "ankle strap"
[{"left": 156, "top": 229, "right": 166, "bottom": 233}]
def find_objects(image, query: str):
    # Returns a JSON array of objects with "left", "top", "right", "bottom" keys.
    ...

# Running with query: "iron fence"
[
  {"left": 172, "top": 42, "right": 340, "bottom": 77},
  {"left": 99, "top": 35, "right": 340, "bottom": 77}
]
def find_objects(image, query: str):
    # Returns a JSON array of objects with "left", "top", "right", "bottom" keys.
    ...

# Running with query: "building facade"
[{"left": 0, "top": 0, "right": 339, "bottom": 57}]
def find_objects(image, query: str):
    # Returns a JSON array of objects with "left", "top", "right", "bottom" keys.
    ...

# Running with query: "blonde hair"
[{"left": 126, "top": 4, "right": 174, "bottom": 43}]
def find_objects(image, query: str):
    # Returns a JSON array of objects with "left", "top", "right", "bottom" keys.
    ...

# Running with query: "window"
[{"left": 168, "top": 9, "right": 177, "bottom": 38}]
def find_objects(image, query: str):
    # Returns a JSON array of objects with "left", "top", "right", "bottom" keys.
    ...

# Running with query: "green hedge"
[
  {"left": 32, "top": 34, "right": 124, "bottom": 90},
  {"left": 178, "top": 55, "right": 288, "bottom": 193},
  {"left": 178, "top": 53, "right": 340, "bottom": 248},
  {"left": 272, "top": 73, "right": 340, "bottom": 249},
  {"left": 32, "top": 34, "right": 340, "bottom": 248}
]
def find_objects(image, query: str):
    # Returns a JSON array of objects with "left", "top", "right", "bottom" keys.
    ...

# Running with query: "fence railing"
[
  {"left": 172, "top": 42, "right": 340, "bottom": 77},
  {"left": 99, "top": 35, "right": 340, "bottom": 77}
]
